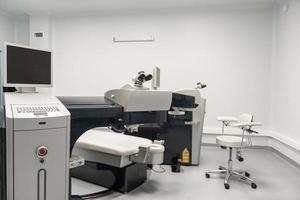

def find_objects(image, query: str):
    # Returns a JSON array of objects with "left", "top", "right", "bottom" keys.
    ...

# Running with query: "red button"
[{"left": 38, "top": 147, "right": 48, "bottom": 157}]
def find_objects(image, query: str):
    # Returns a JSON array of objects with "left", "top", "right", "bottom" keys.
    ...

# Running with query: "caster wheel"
[
  {"left": 205, "top": 173, "right": 210, "bottom": 178},
  {"left": 251, "top": 183, "right": 257, "bottom": 189},
  {"left": 224, "top": 183, "right": 230, "bottom": 190},
  {"left": 218, "top": 166, "right": 223, "bottom": 170},
  {"left": 238, "top": 157, "right": 244, "bottom": 162},
  {"left": 245, "top": 172, "right": 250, "bottom": 178}
]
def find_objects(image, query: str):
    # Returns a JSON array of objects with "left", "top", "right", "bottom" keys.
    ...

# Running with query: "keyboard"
[{"left": 16, "top": 106, "right": 60, "bottom": 114}]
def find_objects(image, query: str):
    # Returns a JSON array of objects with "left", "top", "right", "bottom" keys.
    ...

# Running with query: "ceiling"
[{"left": 0, "top": 0, "right": 275, "bottom": 15}]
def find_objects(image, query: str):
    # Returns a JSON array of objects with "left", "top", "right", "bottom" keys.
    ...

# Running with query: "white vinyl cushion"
[
  {"left": 216, "top": 135, "right": 247, "bottom": 148},
  {"left": 217, "top": 116, "right": 238, "bottom": 122},
  {"left": 75, "top": 128, "right": 160, "bottom": 156}
]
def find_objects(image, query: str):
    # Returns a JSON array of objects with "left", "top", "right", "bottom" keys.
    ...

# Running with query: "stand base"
[
  {"left": 205, "top": 166, "right": 256, "bottom": 189},
  {"left": 205, "top": 147, "right": 257, "bottom": 189},
  {"left": 71, "top": 161, "right": 148, "bottom": 193},
  {"left": 16, "top": 87, "right": 37, "bottom": 93}
]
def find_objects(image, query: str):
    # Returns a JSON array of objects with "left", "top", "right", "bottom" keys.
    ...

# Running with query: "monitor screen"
[{"left": 5, "top": 44, "right": 51, "bottom": 85}]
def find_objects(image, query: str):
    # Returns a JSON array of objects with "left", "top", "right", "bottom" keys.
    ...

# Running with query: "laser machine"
[
  {"left": 60, "top": 70, "right": 205, "bottom": 193},
  {"left": 0, "top": 42, "right": 206, "bottom": 199}
]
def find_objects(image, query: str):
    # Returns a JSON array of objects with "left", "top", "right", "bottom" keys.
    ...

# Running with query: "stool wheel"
[
  {"left": 237, "top": 156, "right": 244, "bottom": 162},
  {"left": 251, "top": 183, "right": 257, "bottom": 189},
  {"left": 205, "top": 173, "right": 210, "bottom": 178},
  {"left": 245, "top": 172, "right": 250, "bottom": 178},
  {"left": 224, "top": 183, "right": 230, "bottom": 189}
]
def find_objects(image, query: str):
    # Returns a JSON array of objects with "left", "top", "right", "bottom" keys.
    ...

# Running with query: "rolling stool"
[{"left": 205, "top": 114, "right": 262, "bottom": 189}]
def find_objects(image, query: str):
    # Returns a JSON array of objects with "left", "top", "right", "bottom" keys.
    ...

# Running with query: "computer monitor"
[{"left": 3, "top": 43, "right": 52, "bottom": 91}]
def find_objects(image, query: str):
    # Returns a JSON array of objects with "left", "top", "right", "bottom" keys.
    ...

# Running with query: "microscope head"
[{"left": 133, "top": 71, "right": 153, "bottom": 88}]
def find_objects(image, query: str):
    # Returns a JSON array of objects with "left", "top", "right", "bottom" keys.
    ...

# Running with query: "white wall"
[
  {"left": 2, "top": 5, "right": 300, "bottom": 161},
  {"left": 0, "top": 12, "right": 29, "bottom": 48},
  {"left": 52, "top": 8, "right": 273, "bottom": 128},
  {"left": 0, "top": 11, "right": 15, "bottom": 50},
  {"left": 29, "top": 15, "right": 51, "bottom": 49},
  {"left": 0, "top": 11, "right": 15, "bottom": 108},
  {"left": 270, "top": 1, "right": 300, "bottom": 144},
  {"left": 14, "top": 15, "right": 30, "bottom": 45}
]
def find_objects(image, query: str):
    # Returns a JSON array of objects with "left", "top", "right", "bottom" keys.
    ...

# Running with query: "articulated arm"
[
  {"left": 231, "top": 122, "right": 262, "bottom": 127},
  {"left": 232, "top": 122, "right": 262, "bottom": 134}
]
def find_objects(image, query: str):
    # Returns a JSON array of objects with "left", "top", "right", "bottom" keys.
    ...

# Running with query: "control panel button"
[{"left": 37, "top": 146, "right": 48, "bottom": 158}]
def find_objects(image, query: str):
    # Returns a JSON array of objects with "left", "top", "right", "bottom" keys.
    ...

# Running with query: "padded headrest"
[{"left": 149, "top": 144, "right": 165, "bottom": 153}]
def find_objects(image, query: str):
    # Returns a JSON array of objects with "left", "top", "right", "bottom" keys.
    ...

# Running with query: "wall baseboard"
[
  {"left": 202, "top": 127, "right": 300, "bottom": 165},
  {"left": 202, "top": 143, "right": 300, "bottom": 169}
]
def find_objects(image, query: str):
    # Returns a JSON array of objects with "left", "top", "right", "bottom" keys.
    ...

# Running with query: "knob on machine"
[{"left": 36, "top": 146, "right": 48, "bottom": 163}]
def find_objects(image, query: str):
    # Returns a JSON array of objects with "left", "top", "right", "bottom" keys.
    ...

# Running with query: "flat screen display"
[{"left": 6, "top": 45, "right": 51, "bottom": 85}]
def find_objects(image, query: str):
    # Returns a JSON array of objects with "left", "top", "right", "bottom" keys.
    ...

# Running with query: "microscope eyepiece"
[
  {"left": 196, "top": 82, "right": 207, "bottom": 89},
  {"left": 137, "top": 73, "right": 146, "bottom": 81},
  {"left": 133, "top": 70, "right": 153, "bottom": 87},
  {"left": 145, "top": 74, "right": 153, "bottom": 81}
]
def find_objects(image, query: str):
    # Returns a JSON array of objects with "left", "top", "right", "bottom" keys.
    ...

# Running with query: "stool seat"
[{"left": 216, "top": 135, "right": 247, "bottom": 148}]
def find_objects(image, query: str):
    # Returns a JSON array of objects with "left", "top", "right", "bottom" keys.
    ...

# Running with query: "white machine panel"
[
  {"left": 14, "top": 128, "right": 67, "bottom": 200},
  {"left": 105, "top": 84, "right": 172, "bottom": 112},
  {"left": 12, "top": 104, "right": 67, "bottom": 131},
  {"left": 176, "top": 89, "right": 206, "bottom": 165},
  {"left": 4, "top": 93, "right": 70, "bottom": 200}
]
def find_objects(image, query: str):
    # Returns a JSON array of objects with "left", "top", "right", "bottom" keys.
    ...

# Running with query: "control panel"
[
  {"left": 12, "top": 104, "right": 62, "bottom": 118},
  {"left": 16, "top": 106, "right": 59, "bottom": 113}
]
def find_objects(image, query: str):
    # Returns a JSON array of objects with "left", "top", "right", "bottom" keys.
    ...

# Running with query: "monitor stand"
[{"left": 17, "top": 87, "right": 37, "bottom": 93}]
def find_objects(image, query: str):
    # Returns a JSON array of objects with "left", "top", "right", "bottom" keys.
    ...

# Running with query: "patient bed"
[{"left": 71, "top": 128, "right": 165, "bottom": 193}]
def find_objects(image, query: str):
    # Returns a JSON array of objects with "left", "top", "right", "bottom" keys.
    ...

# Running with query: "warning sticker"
[{"left": 182, "top": 148, "right": 190, "bottom": 164}]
